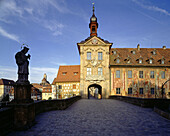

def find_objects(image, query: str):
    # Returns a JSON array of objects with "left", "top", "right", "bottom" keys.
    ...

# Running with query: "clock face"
[
  {"left": 92, "top": 38, "right": 98, "bottom": 44},
  {"left": 91, "top": 17, "right": 96, "bottom": 21}
]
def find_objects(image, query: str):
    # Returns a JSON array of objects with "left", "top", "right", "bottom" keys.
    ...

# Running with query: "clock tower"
[
  {"left": 77, "top": 4, "right": 112, "bottom": 99},
  {"left": 89, "top": 4, "right": 98, "bottom": 36}
]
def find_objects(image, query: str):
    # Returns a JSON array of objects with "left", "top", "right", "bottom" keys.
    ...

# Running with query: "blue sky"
[{"left": 0, "top": 0, "right": 170, "bottom": 83}]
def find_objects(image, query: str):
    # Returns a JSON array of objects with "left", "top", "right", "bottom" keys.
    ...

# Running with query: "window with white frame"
[
  {"left": 87, "top": 52, "right": 91, "bottom": 60},
  {"left": 161, "top": 71, "right": 165, "bottom": 79},
  {"left": 87, "top": 68, "right": 91, "bottom": 75},
  {"left": 150, "top": 71, "right": 154, "bottom": 78},
  {"left": 116, "top": 70, "right": 120, "bottom": 78},
  {"left": 98, "top": 67, "right": 102, "bottom": 75},
  {"left": 128, "top": 70, "right": 132, "bottom": 78},
  {"left": 139, "top": 71, "right": 143, "bottom": 78},
  {"left": 98, "top": 52, "right": 102, "bottom": 60}
]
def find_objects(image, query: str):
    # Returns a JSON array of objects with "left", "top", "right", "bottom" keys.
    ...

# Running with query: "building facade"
[
  {"left": 0, "top": 78, "right": 14, "bottom": 101},
  {"left": 52, "top": 5, "right": 170, "bottom": 99},
  {"left": 52, "top": 65, "right": 80, "bottom": 99}
]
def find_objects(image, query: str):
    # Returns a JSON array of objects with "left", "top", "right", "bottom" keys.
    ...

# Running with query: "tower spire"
[
  {"left": 92, "top": 3, "right": 95, "bottom": 15},
  {"left": 89, "top": 3, "right": 98, "bottom": 37}
]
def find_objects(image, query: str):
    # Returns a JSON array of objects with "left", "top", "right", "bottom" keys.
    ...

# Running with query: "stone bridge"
[{"left": 9, "top": 99, "right": 170, "bottom": 136}]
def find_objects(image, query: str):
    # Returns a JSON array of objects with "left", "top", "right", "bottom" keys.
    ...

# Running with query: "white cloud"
[
  {"left": 43, "top": 20, "right": 64, "bottom": 36},
  {"left": 0, "top": 66, "right": 17, "bottom": 81},
  {"left": 30, "top": 67, "right": 58, "bottom": 83},
  {"left": 132, "top": 0, "right": 170, "bottom": 16},
  {"left": 0, "top": 26, "right": 20, "bottom": 43},
  {"left": 0, "top": 0, "right": 23, "bottom": 23}
]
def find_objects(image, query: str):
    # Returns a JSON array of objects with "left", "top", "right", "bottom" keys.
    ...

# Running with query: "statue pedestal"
[
  {"left": 13, "top": 83, "right": 33, "bottom": 103},
  {"left": 10, "top": 83, "right": 35, "bottom": 130}
]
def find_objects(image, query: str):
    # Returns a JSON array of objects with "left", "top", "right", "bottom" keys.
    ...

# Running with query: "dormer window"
[
  {"left": 74, "top": 72, "right": 78, "bottom": 75},
  {"left": 162, "top": 60, "right": 164, "bottom": 64},
  {"left": 62, "top": 72, "right": 67, "bottom": 75},
  {"left": 152, "top": 49, "right": 156, "bottom": 55},
  {"left": 160, "top": 56, "right": 165, "bottom": 64},
  {"left": 150, "top": 59, "right": 153, "bottom": 64},
  {"left": 132, "top": 50, "right": 136, "bottom": 54},
  {"left": 139, "top": 59, "right": 142, "bottom": 64},
  {"left": 112, "top": 50, "right": 116, "bottom": 55},
  {"left": 126, "top": 55, "right": 131, "bottom": 64},
  {"left": 117, "top": 59, "right": 120, "bottom": 63}
]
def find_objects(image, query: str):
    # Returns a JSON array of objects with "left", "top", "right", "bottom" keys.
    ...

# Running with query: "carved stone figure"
[{"left": 15, "top": 47, "right": 31, "bottom": 83}]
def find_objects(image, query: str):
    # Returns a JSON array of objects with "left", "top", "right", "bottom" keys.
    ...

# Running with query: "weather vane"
[{"left": 92, "top": 2, "right": 95, "bottom": 13}]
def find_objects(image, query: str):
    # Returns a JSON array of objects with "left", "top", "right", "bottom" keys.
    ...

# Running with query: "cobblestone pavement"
[{"left": 9, "top": 99, "right": 170, "bottom": 136}]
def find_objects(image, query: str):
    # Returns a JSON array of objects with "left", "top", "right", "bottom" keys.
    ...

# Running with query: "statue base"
[
  {"left": 9, "top": 82, "right": 35, "bottom": 130},
  {"left": 12, "top": 82, "right": 33, "bottom": 103}
]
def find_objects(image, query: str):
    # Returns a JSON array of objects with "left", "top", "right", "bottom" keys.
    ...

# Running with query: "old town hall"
[{"left": 52, "top": 5, "right": 170, "bottom": 99}]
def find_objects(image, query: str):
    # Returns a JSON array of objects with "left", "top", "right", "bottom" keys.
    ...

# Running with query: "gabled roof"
[
  {"left": 52, "top": 65, "right": 80, "bottom": 84},
  {"left": 0, "top": 78, "right": 15, "bottom": 85},
  {"left": 77, "top": 36, "right": 112, "bottom": 54},
  {"left": 110, "top": 48, "right": 170, "bottom": 67},
  {"left": 78, "top": 36, "right": 111, "bottom": 44}
]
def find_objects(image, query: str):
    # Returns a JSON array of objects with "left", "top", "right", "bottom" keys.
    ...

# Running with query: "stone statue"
[{"left": 15, "top": 47, "right": 31, "bottom": 83}]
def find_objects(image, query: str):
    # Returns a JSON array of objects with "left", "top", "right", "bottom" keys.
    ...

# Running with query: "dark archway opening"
[{"left": 88, "top": 84, "right": 102, "bottom": 99}]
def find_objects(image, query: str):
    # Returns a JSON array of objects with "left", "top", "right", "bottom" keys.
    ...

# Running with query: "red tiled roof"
[
  {"left": 110, "top": 48, "right": 170, "bottom": 67},
  {"left": 32, "top": 83, "right": 43, "bottom": 89},
  {"left": 52, "top": 65, "right": 80, "bottom": 84}
]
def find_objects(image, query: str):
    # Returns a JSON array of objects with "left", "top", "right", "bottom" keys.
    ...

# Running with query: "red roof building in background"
[{"left": 52, "top": 4, "right": 170, "bottom": 99}]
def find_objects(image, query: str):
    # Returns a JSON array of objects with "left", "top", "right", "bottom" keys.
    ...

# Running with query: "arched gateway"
[{"left": 88, "top": 84, "right": 102, "bottom": 99}]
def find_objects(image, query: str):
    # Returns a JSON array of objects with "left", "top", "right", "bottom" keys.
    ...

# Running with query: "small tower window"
[{"left": 92, "top": 26, "right": 95, "bottom": 33}]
